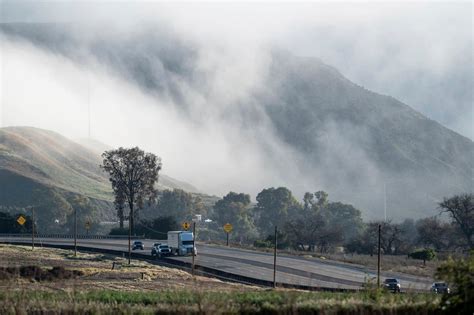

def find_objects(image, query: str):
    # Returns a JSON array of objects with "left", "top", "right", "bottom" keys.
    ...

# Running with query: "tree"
[
  {"left": 435, "top": 253, "right": 474, "bottom": 314},
  {"left": 416, "top": 216, "right": 455, "bottom": 250},
  {"left": 408, "top": 248, "right": 436, "bottom": 265},
  {"left": 213, "top": 192, "right": 257, "bottom": 242},
  {"left": 254, "top": 187, "right": 302, "bottom": 237},
  {"left": 101, "top": 147, "right": 161, "bottom": 235},
  {"left": 135, "top": 216, "right": 179, "bottom": 239},
  {"left": 439, "top": 194, "right": 473, "bottom": 249},
  {"left": 283, "top": 191, "right": 355, "bottom": 253},
  {"left": 155, "top": 189, "right": 200, "bottom": 221}
]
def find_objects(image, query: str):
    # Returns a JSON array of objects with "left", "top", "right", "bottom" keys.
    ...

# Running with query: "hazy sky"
[
  {"left": 1, "top": 1, "right": 471, "bottom": 139},
  {"left": 0, "top": 1, "right": 472, "bottom": 212}
]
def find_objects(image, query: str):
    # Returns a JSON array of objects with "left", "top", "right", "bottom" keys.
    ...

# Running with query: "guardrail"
[{"left": 0, "top": 233, "right": 144, "bottom": 240}]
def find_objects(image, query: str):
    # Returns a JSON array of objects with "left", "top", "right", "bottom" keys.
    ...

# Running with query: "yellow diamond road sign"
[
  {"left": 17, "top": 215, "right": 26, "bottom": 226},
  {"left": 223, "top": 223, "right": 233, "bottom": 233},
  {"left": 182, "top": 222, "right": 191, "bottom": 230}
]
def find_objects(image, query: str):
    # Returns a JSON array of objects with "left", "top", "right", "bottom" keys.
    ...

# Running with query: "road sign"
[
  {"left": 182, "top": 222, "right": 191, "bottom": 230},
  {"left": 85, "top": 221, "right": 91, "bottom": 230},
  {"left": 17, "top": 215, "right": 26, "bottom": 226},
  {"left": 223, "top": 223, "right": 233, "bottom": 233}
]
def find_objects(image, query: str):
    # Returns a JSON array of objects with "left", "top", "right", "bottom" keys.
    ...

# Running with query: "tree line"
[{"left": 100, "top": 147, "right": 472, "bottom": 254}]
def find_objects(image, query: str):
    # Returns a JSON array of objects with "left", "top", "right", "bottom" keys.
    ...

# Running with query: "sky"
[
  {"left": 0, "top": 1, "right": 472, "bottom": 213},
  {"left": 0, "top": 1, "right": 471, "bottom": 139}
]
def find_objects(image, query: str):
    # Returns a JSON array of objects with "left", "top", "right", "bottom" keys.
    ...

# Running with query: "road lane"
[{"left": 0, "top": 237, "right": 432, "bottom": 290}]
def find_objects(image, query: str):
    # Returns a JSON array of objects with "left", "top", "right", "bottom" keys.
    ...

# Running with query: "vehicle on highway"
[
  {"left": 132, "top": 240, "right": 144, "bottom": 250},
  {"left": 383, "top": 278, "right": 401, "bottom": 293},
  {"left": 167, "top": 231, "right": 196, "bottom": 256},
  {"left": 151, "top": 244, "right": 172, "bottom": 258},
  {"left": 431, "top": 282, "right": 450, "bottom": 294}
]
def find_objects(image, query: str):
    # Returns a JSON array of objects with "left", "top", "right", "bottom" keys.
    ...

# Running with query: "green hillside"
[{"left": 0, "top": 126, "right": 200, "bottom": 232}]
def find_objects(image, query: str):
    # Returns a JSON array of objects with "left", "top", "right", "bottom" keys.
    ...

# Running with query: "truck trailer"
[{"left": 167, "top": 231, "right": 196, "bottom": 256}]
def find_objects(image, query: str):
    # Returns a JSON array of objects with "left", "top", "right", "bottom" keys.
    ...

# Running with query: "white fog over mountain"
[{"left": 0, "top": 1, "right": 472, "bottom": 220}]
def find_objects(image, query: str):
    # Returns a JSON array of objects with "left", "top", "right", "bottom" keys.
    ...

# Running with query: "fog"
[{"left": 0, "top": 1, "right": 471, "bottom": 219}]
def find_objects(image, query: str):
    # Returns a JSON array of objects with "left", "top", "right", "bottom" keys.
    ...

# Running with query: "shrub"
[
  {"left": 435, "top": 253, "right": 473, "bottom": 314},
  {"left": 409, "top": 248, "right": 436, "bottom": 265}
]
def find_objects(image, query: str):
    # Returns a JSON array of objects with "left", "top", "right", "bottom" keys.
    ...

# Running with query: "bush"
[
  {"left": 254, "top": 240, "right": 272, "bottom": 248},
  {"left": 109, "top": 227, "right": 128, "bottom": 236},
  {"left": 435, "top": 253, "right": 473, "bottom": 314},
  {"left": 409, "top": 248, "right": 436, "bottom": 265}
]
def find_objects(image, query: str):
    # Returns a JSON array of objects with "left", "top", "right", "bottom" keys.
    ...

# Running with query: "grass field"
[{"left": 0, "top": 244, "right": 443, "bottom": 314}]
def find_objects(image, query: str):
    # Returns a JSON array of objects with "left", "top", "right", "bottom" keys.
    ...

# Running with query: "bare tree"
[
  {"left": 439, "top": 194, "right": 473, "bottom": 249},
  {"left": 101, "top": 147, "right": 162, "bottom": 234}
]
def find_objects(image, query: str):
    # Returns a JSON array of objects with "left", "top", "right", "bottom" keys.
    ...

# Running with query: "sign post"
[
  {"left": 273, "top": 225, "right": 277, "bottom": 288},
  {"left": 74, "top": 208, "right": 77, "bottom": 257},
  {"left": 192, "top": 222, "right": 196, "bottom": 277},
  {"left": 31, "top": 208, "right": 35, "bottom": 250},
  {"left": 85, "top": 220, "right": 91, "bottom": 236},
  {"left": 223, "top": 223, "right": 233, "bottom": 246}
]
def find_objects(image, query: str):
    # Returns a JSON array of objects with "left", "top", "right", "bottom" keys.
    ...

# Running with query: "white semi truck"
[{"left": 167, "top": 231, "right": 197, "bottom": 256}]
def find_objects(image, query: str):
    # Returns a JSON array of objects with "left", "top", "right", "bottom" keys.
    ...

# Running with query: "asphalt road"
[{"left": 0, "top": 237, "right": 433, "bottom": 291}]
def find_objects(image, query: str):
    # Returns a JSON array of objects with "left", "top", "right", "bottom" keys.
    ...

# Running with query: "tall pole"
[
  {"left": 31, "top": 208, "right": 35, "bottom": 250},
  {"left": 226, "top": 232, "right": 229, "bottom": 246},
  {"left": 74, "top": 207, "right": 77, "bottom": 257},
  {"left": 377, "top": 224, "right": 381, "bottom": 287},
  {"left": 273, "top": 225, "right": 277, "bottom": 288},
  {"left": 383, "top": 182, "right": 387, "bottom": 222},
  {"left": 128, "top": 215, "right": 131, "bottom": 265},
  {"left": 192, "top": 222, "right": 196, "bottom": 277}
]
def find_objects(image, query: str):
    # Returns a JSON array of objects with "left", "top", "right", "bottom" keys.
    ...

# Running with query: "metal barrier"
[{"left": 0, "top": 233, "right": 145, "bottom": 240}]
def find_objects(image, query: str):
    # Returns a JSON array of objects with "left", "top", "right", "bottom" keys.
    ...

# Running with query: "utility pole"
[
  {"left": 377, "top": 224, "right": 381, "bottom": 287},
  {"left": 128, "top": 216, "right": 131, "bottom": 265},
  {"left": 383, "top": 182, "right": 387, "bottom": 222},
  {"left": 31, "top": 208, "right": 35, "bottom": 250},
  {"left": 273, "top": 226, "right": 277, "bottom": 288},
  {"left": 74, "top": 207, "right": 77, "bottom": 257},
  {"left": 192, "top": 222, "right": 196, "bottom": 277}
]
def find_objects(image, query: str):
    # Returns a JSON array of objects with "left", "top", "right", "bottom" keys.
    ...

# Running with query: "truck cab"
[{"left": 167, "top": 231, "right": 197, "bottom": 256}]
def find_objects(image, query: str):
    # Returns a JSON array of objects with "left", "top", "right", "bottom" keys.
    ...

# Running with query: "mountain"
[
  {"left": 0, "top": 126, "right": 199, "bottom": 230},
  {"left": 257, "top": 51, "right": 473, "bottom": 217},
  {"left": 1, "top": 23, "right": 472, "bottom": 219}
]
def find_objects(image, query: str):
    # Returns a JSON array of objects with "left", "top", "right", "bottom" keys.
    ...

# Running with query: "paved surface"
[{"left": 0, "top": 237, "right": 432, "bottom": 291}]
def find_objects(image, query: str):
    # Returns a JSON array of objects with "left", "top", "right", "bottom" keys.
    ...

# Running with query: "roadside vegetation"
[{"left": 1, "top": 245, "right": 472, "bottom": 314}]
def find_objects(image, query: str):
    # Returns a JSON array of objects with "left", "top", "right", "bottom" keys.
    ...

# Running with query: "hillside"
[
  {"left": 1, "top": 23, "right": 472, "bottom": 219},
  {"left": 0, "top": 126, "right": 199, "bottom": 230}
]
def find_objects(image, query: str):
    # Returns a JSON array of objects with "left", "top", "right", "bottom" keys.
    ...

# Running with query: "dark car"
[
  {"left": 383, "top": 278, "right": 401, "bottom": 293},
  {"left": 431, "top": 282, "right": 450, "bottom": 294},
  {"left": 132, "top": 241, "right": 144, "bottom": 251}
]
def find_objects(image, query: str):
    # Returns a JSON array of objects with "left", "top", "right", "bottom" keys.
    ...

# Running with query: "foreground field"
[{"left": 0, "top": 245, "right": 442, "bottom": 314}]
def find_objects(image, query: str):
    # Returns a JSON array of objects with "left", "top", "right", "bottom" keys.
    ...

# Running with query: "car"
[
  {"left": 431, "top": 282, "right": 450, "bottom": 294},
  {"left": 151, "top": 244, "right": 171, "bottom": 257},
  {"left": 383, "top": 278, "right": 401, "bottom": 293},
  {"left": 132, "top": 241, "right": 144, "bottom": 250}
]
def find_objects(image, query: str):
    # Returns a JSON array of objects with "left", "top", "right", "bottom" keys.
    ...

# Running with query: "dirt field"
[{"left": 0, "top": 244, "right": 258, "bottom": 292}]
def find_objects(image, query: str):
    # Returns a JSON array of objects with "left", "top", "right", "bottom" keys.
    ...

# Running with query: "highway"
[{"left": 0, "top": 236, "right": 433, "bottom": 291}]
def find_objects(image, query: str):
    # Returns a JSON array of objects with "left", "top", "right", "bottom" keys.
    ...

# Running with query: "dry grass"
[{"left": 0, "top": 244, "right": 258, "bottom": 292}]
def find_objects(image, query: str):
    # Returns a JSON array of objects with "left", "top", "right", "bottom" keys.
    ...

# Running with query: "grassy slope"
[
  {"left": 0, "top": 127, "right": 203, "bottom": 216},
  {"left": 0, "top": 245, "right": 441, "bottom": 315}
]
